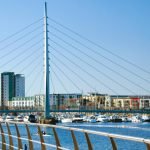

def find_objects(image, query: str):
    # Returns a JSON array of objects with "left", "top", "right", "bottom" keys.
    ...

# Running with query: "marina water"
[{"left": 0, "top": 122, "right": 149, "bottom": 150}]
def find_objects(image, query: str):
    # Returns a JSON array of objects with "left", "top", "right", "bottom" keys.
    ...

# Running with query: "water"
[
  {"left": 58, "top": 122, "right": 150, "bottom": 150},
  {"left": 0, "top": 122, "right": 149, "bottom": 150}
]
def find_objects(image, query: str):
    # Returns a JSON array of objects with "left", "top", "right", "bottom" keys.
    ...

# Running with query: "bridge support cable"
[
  {"left": 25, "top": 66, "right": 43, "bottom": 96},
  {"left": 9, "top": 47, "right": 43, "bottom": 72},
  {"left": 0, "top": 17, "right": 43, "bottom": 44},
  {"left": 0, "top": 41, "right": 43, "bottom": 69},
  {"left": 49, "top": 32, "right": 150, "bottom": 94},
  {"left": 4, "top": 48, "right": 43, "bottom": 97},
  {"left": 50, "top": 60, "right": 82, "bottom": 93},
  {"left": 50, "top": 44, "right": 138, "bottom": 95},
  {"left": 22, "top": 60, "right": 43, "bottom": 96},
  {"left": 50, "top": 44, "right": 124, "bottom": 94},
  {"left": 39, "top": 71, "right": 44, "bottom": 95},
  {"left": 50, "top": 69, "right": 56, "bottom": 94},
  {"left": 48, "top": 17, "right": 150, "bottom": 75},
  {"left": 50, "top": 51, "right": 98, "bottom": 93},
  {"left": 48, "top": 27, "right": 150, "bottom": 90},
  {"left": 0, "top": 19, "right": 44, "bottom": 97},
  {"left": 36, "top": 72, "right": 44, "bottom": 110},
  {"left": 50, "top": 65, "right": 69, "bottom": 93},
  {"left": 51, "top": 55, "right": 117, "bottom": 94},
  {"left": 0, "top": 25, "right": 43, "bottom": 52},
  {"left": 16, "top": 52, "right": 43, "bottom": 74},
  {"left": 0, "top": 32, "right": 43, "bottom": 61}
]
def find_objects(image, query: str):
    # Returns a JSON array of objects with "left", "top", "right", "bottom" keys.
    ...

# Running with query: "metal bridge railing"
[{"left": 0, "top": 121, "right": 150, "bottom": 150}]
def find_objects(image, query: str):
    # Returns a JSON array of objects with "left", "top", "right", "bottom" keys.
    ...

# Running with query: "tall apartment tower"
[
  {"left": 15, "top": 74, "right": 25, "bottom": 97},
  {"left": 1, "top": 72, "right": 15, "bottom": 107},
  {"left": 1, "top": 72, "right": 25, "bottom": 108}
]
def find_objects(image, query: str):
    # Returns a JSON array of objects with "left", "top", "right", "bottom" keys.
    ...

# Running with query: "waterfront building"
[
  {"left": 82, "top": 93, "right": 107, "bottom": 110},
  {"left": 1, "top": 72, "right": 15, "bottom": 108},
  {"left": 104, "top": 95, "right": 111, "bottom": 109},
  {"left": 35, "top": 94, "right": 44, "bottom": 109},
  {"left": 10, "top": 95, "right": 43, "bottom": 109},
  {"left": 82, "top": 93, "right": 96, "bottom": 110},
  {"left": 10, "top": 93, "right": 82, "bottom": 109},
  {"left": 139, "top": 96, "right": 150, "bottom": 109},
  {"left": 130, "top": 97, "right": 140, "bottom": 109},
  {"left": 111, "top": 95, "right": 131, "bottom": 110},
  {"left": 9, "top": 92, "right": 150, "bottom": 110},
  {"left": 110, "top": 95, "right": 150, "bottom": 110},
  {"left": 50, "top": 94, "right": 58, "bottom": 109},
  {"left": 15, "top": 74, "right": 25, "bottom": 97},
  {"left": 1, "top": 72, "right": 25, "bottom": 108},
  {"left": 11, "top": 96, "right": 35, "bottom": 108},
  {"left": 50, "top": 93, "right": 82, "bottom": 110}
]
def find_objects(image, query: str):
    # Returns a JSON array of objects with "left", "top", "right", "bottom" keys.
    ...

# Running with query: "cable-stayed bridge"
[{"left": 0, "top": 3, "right": 150, "bottom": 115}]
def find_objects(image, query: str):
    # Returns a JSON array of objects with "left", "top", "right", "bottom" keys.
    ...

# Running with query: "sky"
[{"left": 0, "top": 0, "right": 150, "bottom": 96}]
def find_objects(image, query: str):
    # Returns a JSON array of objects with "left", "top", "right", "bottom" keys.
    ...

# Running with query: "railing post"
[
  {"left": 15, "top": 124, "right": 23, "bottom": 150},
  {"left": 84, "top": 132, "right": 93, "bottom": 150},
  {"left": 6, "top": 123, "right": 14, "bottom": 150},
  {"left": 145, "top": 143, "right": 150, "bottom": 150},
  {"left": 109, "top": 136, "right": 117, "bottom": 150},
  {"left": 52, "top": 127, "right": 61, "bottom": 150},
  {"left": 70, "top": 130, "right": 79, "bottom": 150},
  {"left": 37, "top": 125, "right": 46, "bottom": 150},
  {"left": 0, "top": 123, "right": 6, "bottom": 150},
  {"left": 25, "top": 124, "right": 33, "bottom": 150}
]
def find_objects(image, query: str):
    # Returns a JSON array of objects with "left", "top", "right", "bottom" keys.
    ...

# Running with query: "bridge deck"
[{"left": 0, "top": 109, "right": 150, "bottom": 114}]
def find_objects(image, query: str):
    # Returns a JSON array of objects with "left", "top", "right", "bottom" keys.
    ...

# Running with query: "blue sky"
[{"left": 0, "top": 0, "right": 150, "bottom": 95}]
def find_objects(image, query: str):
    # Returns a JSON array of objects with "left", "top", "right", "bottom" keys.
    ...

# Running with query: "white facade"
[
  {"left": 104, "top": 95, "right": 111, "bottom": 108},
  {"left": 15, "top": 74, "right": 25, "bottom": 97},
  {"left": 35, "top": 94, "right": 44, "bottom": 107},
  {"left": 11, "top": 97, "right": 35, "bottom": 107}
]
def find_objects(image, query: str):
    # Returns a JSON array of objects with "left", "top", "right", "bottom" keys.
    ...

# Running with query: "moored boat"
[
  {"left": 109, "top": 115, "right": 122, "bottom": 122},
  {"left": 24, "top": 115, "right": 29, "bottom": 122},
  {"left": 5, "top": 115, "right": 15, "bottom": 122},
  {"left": 72, "top": 114, "right": 83, "bottom": 123},
  {"left": 141, "top": 115, "right": 150, "bottom": 122},
  {"left": 87, "top": 115, "right": 97, "bottom": 123},
  {"left": 14, "top": 115, "right": 24, "bottom": 122},
  {"left": 97, "top": 115, "right": 109, "bottom": 122},
  {"left": 61, "top": 118, "right": 72, "bottom": 123},
  {"left": 131, "top": 115, "right": 141, "bottom": 123},
  {"left": 24, "top": 114, "right": 37, "bottom": 123}
]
